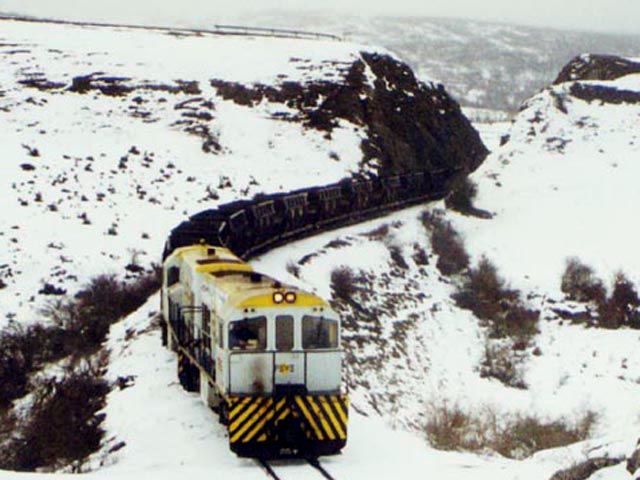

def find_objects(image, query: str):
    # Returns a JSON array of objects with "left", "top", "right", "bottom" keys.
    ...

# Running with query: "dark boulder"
[
  {"left": 628, "top": 439, "right": 640, "bottom": 475},
  {"left": 554, "top": 54, "right": 640, "bottom": 84},
  {"left": 211, "top": 52, "right": 488, "bottom": 180},
  {"left": 549, "top": 456, "right": 624, "bottom": 480}
]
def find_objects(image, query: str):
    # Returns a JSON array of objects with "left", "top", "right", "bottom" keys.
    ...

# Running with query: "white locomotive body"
[{"left": 161, "top": 243, "right": 348, "bottom": 458}]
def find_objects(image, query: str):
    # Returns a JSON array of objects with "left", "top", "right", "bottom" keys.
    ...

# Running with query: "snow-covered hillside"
[
  {"left": 56, "top": 204, "right": 638, "bottom": 479},
  {"left": 0, "top": 19, "right": 364, "bottom": 327},
  {"left": 2, "top": 6, "right": 640, "bottom": 111},
  {"left": 0, "top": 17, "right": 483, "bottom": 328},
  {"left": 455, "top": 54, "right": 640, "bottom": 294}
]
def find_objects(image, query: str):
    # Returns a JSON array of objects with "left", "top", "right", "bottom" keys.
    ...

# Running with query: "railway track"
[
  {"left": 0, "top": 14, "right": 342, "bottom": 41},
  {"left": 257, "top": 458, "right": 338, "bottom": 480}
]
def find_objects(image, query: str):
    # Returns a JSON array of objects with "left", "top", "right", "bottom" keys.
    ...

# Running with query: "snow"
[{"left": 2, "top": 16, "right": 640, "bottom": 480}]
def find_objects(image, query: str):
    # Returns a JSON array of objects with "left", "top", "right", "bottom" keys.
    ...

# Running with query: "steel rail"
[
  {"left": 307, "top": 457, "right": 338, "bottom": 480},
  {"left": 257, "top": 459, "right": 283, "bottom": 480}
]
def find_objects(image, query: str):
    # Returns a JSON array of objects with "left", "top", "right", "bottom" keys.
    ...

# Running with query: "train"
[
  {"left": 160, "top": 168, "right": 459, "bottom": 458},
  {"left": 162, "top": 168, "right": 457, "bottom": 261}
]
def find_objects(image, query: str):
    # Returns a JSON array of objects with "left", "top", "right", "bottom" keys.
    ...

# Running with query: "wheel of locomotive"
[
  {"left": 177, "top": 351, "right": 190, "bottom": 390},
  {"left": 188, "top": 361, "right": 200, "bottom": 393},
  {"left": 160, "top": 319, "right": 168, "bottom": 347},
  {"left": 218, "top": 400, "right": 229, "bottom": 426}
]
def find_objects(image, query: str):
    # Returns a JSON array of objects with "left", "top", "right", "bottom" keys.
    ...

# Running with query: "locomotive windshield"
[
  {"left": 302, "top": 315, "right": 338, "bottom": 350},
  {"left": 229, "top": 316, "right": 266, "bottom": 350},
  {"left": 276, "top": 315, "right": 294, "bottom": 352}
]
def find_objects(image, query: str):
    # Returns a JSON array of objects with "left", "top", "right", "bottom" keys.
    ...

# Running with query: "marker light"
[
  {"left": 285, "top": 292, "right": 297, "bottom": 303},
  {"left": 273, "top": 292, "right": 285, "bottom": 304}
]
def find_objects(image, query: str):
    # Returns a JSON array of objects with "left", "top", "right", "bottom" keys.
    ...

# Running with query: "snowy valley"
[{"left": 0, "top": 13, "right": 639, "bottom": 480}]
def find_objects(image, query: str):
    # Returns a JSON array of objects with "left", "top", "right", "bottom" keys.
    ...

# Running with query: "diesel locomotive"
[{"left": 161, "top": 244, "right": 348, "bottom": 458}]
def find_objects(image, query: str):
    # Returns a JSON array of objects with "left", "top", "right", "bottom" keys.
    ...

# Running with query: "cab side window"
[
  {"left": 229, "top": 316, "right": 267, "bottom": 351},
  {"left": 167, "top": 266, "right": 180, "bottom": 287}
]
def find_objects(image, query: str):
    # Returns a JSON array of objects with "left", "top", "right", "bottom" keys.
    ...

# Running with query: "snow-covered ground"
[{"left": 33, "top": 204, "right": 634, "bottom": 480}]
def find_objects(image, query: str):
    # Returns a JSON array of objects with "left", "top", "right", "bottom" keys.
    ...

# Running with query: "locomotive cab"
[{"left": 218, "top": 300, "right": 342, "bottom": 397}]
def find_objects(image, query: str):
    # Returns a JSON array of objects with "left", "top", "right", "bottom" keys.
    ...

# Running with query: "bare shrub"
[
  {"left": 425, "top": 402, "right": 487, "bottom": 451},
  {"left": 0, "top": 267, "right": 158, "bottom": 402},
  {"left": 0, "top": 322, "right": 72, "bottom": 408},
  {"left": 387, "top": 245, "right": 409, "bottom": 270},
  {"left": 561, "top": 257, "right": 606, "bottom": 304},
  {"left": 363, "top": 223, "right": 390, "bottom": 240},
  {"left": 597, "top": 272, "right": 640, "bottom": 329},
  {"left": 71, "top": 268, "right": 161, "bottom": 352},
  {"left": 445, "top": 176, "right": 478, "bottom": 213},
  {"left": 425, "top": 403, "right": 596, "bottom": 459},
  {"left": 421, "top": 210, "right": 469, "bottom": 275},
  {"left": 480, "top": 342, "right": 527, "bottom": 389},
  {"left": 9, "top": 367, "right": 109, "bottom": 471},
  {"left": 330, "top": 267, "right": 357, "bottom": 302},
  {"left": 412, "top": 244, "right": 429, "bottom": 266},
  {"left": 454, "top": 256, "right": 539, "bottom": 341},
  {"left": 0, "top": 408, "right": 17, "bottom": 468},
  {"left": 0, "top": 268, "right": 159, "bottom": 471},
  {"left": 285, "top": 261, "right": 300, "bottom": 278}
]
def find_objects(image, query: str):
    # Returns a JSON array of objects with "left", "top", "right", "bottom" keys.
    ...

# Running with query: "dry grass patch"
[{"left": 425, "top": 402, "right": 597, "bottom": 459}]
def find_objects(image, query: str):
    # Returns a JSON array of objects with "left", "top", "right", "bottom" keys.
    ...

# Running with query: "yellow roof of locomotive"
[{"left": 169, "top": 244, "right": 328, "bottom": 310}]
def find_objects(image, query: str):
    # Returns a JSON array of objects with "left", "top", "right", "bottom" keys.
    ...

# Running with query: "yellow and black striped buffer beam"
[
  {"left": 294, "top": 395, "right": 348, "bottom": 441},
  {"left": 226, "top": 395, "right": 349, "bottom": 445}
]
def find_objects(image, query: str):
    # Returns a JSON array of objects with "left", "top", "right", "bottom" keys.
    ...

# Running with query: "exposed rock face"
[
  {"left": 554, "top": 54, "right": 640, "bottom": 84},
  {"left": 549, "top": 456, "right": 624, "bottom": 480},
  {"left": 628, "top": 439, "right": 640, "bottom": 476},
  {"left": 211, "top": 53, "right": 488, "bottom": 178},
  {"left": 569, "top": 83, "right": 640, "bottom": 105}
]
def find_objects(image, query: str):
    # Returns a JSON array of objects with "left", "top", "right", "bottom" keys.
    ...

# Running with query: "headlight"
[
  {"left": 273, "top": 292, "right": 284, "bottom": 304},
  {"left": 285, "top": 292, "right": 297, "bottom": 303}
]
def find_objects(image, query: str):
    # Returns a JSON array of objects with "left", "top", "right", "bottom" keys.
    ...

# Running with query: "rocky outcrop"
[
  {"left": 554, "top": 54, "right": 640, "bottom": 84},
  {"left": 549, "top": 456, "right": 624, "bottom": 480},
  {"left": 569, "top": 83, "right": 640, "bottom": 105},
  {"left": 211, "top": 53, "right": 488, "bottom": 178},
  {"left": 628, "top": 439, "right": 640, "bottom": 476}
]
